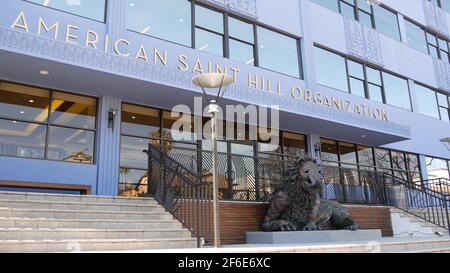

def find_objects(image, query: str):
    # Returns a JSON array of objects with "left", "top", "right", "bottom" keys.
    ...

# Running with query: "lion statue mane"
[{"left": 262, "top": 158, "right": 359, "bottom": 232}]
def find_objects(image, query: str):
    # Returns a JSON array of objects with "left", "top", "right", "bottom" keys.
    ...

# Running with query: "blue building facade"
[{"left": 0, "top": 0, "right": 449, "bottom": 197}]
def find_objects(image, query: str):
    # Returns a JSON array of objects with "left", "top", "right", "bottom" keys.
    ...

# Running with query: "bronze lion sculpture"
[{"left": 263, "top": 158, "right": 359, "bottom": 232}]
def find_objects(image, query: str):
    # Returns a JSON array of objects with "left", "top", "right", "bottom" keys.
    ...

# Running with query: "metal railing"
[
  {"left": 143, "top": 142, "right": 450, "bottom": 240},
  {"left": 384, "top": 173, "right": 450, "bottom": 234},
  {"left": 143, "top": 144, "right": 213, "bottom": 247},
  {"left": 420, "top": 178, "right": 450, "bottom": 196}
]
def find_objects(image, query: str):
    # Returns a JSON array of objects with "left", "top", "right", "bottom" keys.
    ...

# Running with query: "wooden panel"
[
  {"left": 215, "top": 202, "right": 393, "bottom": 245},
  {"left": 0, "top": 180, "right": 91, "bottom": 195}
]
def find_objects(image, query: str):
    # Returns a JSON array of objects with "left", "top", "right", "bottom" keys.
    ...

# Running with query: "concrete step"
[
  {"left": 0, "top": 228, "right": 192, "bottom": 240},
  {"left": 0, "top": 199, "right": 165, "bottom": 212},
  {"left": 0, "top": 218, "right": 182, "bottom": 229},
  {"left": 0, "top": 208, "right": 174, "bottom": 221},
  {"left": 0, "top": 191, "right": 156, "bottom": 205},
  {"left": 0, "top": 238, "right": 199, "bottom": 253}
]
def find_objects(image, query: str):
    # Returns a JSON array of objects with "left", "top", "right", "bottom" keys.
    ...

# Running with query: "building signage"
[{"left": 8, "top": 11, "right": 390, "bottom": 122}]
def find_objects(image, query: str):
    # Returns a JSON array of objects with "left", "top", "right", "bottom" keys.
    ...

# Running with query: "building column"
[
  {"left": 418, "top": 154, "right": 429, "bottom": 182},
  {"left": 96, "top": 96, "right": 122, "bottom": 196},
  {"left": 307, "top": 133, "right": 321, "bottom": 161}
]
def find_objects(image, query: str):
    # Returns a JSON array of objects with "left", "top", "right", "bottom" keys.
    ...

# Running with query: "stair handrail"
[
  {"left": 384, "top": 172, "right": 450, "bottom": 234},
  {"left": 143, "top": 143, "right": 213, "bottom": 247}
]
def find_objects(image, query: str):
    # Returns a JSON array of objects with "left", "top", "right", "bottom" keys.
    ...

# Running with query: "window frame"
[{"left": 0, "top": 81, "right": 98, "bottom": 164}]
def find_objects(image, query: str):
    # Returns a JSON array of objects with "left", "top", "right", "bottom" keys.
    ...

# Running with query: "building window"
[
  {"left": 373, "top": 5, "right": 400, "bottom": 40},
  {"left": 425, "top": 32, "right": 450, "bottom": 62},
  {"left": 314, "top": 46, "right": 412, "bottom": 110},
  {"left": 281, "top": 132, "right": 307, "bottom": 158},
  {"left": 382, "top": 72, "right": 411, "bottom": 111},
  {"left": 314, "top": 47, "right": 348, "bottom": 92},
  {"left": 257, "top": 27, "right": 301, "bottom": 77},
  {"left": 228, "top": 17, "right": 255, "bottom": 65},
  {"left": 0, "top": 82, "right": 97, "bottom": 163},
  {"left": 127, "top": 0, "right": 192, "bottom": 46},
  {"left": 437, "top": 92, "right": 450, "bottom": 122},
  {"left": 312, "top": 0, "right": 374, "bottom": 28},
  {"left": 119, "top": 103, "right": 161, "bottom": 197},
  {"left": 26, "top": 0, "right": 107, "bottom": 22},
  {"left": 195, "top": 4, "right": 225, "bottom": 56},
  {"left": 415, "top": 84, "right": 440, "bottom": 119},
  {"left": 347, "top": 60, "right": 366, "bottom": 98},
  {"left": 404, "top": 19, "right": 428, "bottom": 54}
]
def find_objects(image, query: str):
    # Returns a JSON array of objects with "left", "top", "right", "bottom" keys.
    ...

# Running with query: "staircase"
[
  {"left": 390, "top": 208, "right": 448, "bottom": 237},
  {"left": 0, "top": 191, "right": 198, "bottom": 253}
]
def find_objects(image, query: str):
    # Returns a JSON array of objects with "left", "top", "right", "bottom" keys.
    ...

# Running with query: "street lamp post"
[{"left": 192, "top": 73, "right": 234, "bottom": 248}]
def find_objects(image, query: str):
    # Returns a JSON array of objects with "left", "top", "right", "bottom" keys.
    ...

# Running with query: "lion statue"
[{"left": 263, "top": 158, "right": 359, "bottom": 232}]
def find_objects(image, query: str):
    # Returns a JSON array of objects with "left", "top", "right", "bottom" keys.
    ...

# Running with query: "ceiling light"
[
  {"left": 20, "top": 111, "right": 25, "bottom": 114},
  {"left": 40, "top": 70, "right": 49, "bottom": 75},
  {"left": 179, "top": 18, "right": 184, "bottom": 23},
  {"left": 131, "top": 116, "right": 136, "bottom": 119},
  {"left": 198, "top": 44, "right": 209, "bottom": 51},
  {"left": 129, "top": 3, "right": 135, "bottom": 7},
  {"left": 141, "top": 26, "right": 150, "bottom": 34},
  {"left": 12, "top": 120, "right": 17, "bottom": 124},
  {"left": 361, "top": 135, "right": 367, "bottom": 138},
  {"left": 28, "top": 99, "right": 35, "bottom": 103}
]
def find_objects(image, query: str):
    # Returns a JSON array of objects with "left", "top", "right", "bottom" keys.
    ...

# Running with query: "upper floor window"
[
  {"left": 312, "top": 1, "right": 399, "bottom": 40},
  {"left": 27, "top": 0, "right": 106, "bottom": 22},
  {"left": 257, "top": 26, "right": 300, "bottom": 78},
  {"left": 195, "top": 5, "right": 225, "bottom": 56},
  {"left": 373, "top": 5, "right": 400, "bottom": 40},
  {"left": 228, "top": 17, "right": 255, "bottom": 65},
  {"left": 127, "top": 0, "right": 192, "bottom": 46},
  {"left": 414, "top": 83, "right": 450, "bottom": 122},
  {"left": 404, "top": 19, "right": 428, "bottom": 54},
  {"left": 426, "top": 32, "right": 450, "bottom": 63},
  {"left": 314, "top": 46, "right": 412, "bottom": 110}
]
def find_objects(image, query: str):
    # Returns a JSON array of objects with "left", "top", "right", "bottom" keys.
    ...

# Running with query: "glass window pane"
[
  {"left": 405, "top": 20, "right": 428, "bottom": 54},
  {"left": 368, "top": 84, "right": 383, "bottom": 102},
  {"left": 375, "top": 149, "right": 391, "bottom": 169},
  {"left": 162, "top": 111, "right": 196, "bottom": 142},
  {"left": 283, "top": 132, "right": 306, "bottom": 157},
  {"left": 382, "top": 72, "right": 411, "bottom": 110},
  {"left": 427, "top": 33, "right": 437, "bottom": 46},
  {"left": 120, "top": 136, "right": 149, "bottom": 169},
  {"left": 312, "top": 0, "right": 339, "bottom": 12},
  {"left": 339, "top": 142, "right": 357, "bottom": 165},
  {"left": 440, "top": 107, "right": 450, "bottom": 122},
  {"left": 357, "top": 0, "right": 372, "bottom": 13},
  {"left": 127, "top": 0, "right": 192, "bottom": 46},
  {"left": 121, "top": 104, "right": 160, "bottom": 138},
  {"left": 28, "top": 0, "right": 106, "bottom": 21},
  {"left": 357, "top": 145, "right": 374, "bottom": 167},
  {"left": 51, "top": 92, "right": 97, "bottom": 129},
  {"left": 391, "top": 151, "right": 407, "bottom": 171},
  {"left": 367, "top": 67, "right": 381, "bottom": 85},
  {"left": 229, "top": 39, "right": 255, "bottom": 65},
  {"left": 257, "top": 27, "right": 300, "bottom": 77},
  {"left": 228, "top": 17, "right": 254, "bottom": 44},
  {"left": 359, "top": 11, "right": 373, "bottom": 28},
  {"left": 407, "top": 153, "right": 420, "bottom": 173},
  {"left": 119, "top": 168, "right": 148, "bottom": 197},
  {"left": 429, "top": 46, "right": 439, "bottom": 58},
  {"left": 442, "top": 0, "right": 450, "bottom": 13},
  {"left": 347, "top": 61, "right": 364, "bottom": 79},
  {"left": 195, "top": 5, "right": 224, "bottom": 34},
  {"left": 414, "top": 85, "right": 440, "bottom": 119},
  {"left": 437, "top": 93, "right": 449, "bottom": 107},
  {"left": 426, "top": 157, "right": 450, "bottom": 180},
  {"left": 439, "top": 38, "right": 448, "bottom": 52},
  {"left": 350, "top": 78, "right": 366, "bottom": 97},
  {"left": 340, "top": 3, "right": 355, "bottom": 19},
  {"left": 321, "top": 139, "right": 339, "bottom": 162},
  {"left": 195, "top": 28, "right": 224, "bottom": 56},
  {"left": 0, "top": 119, "right": 46, "bottom": 159},
  {"left": 314, "top": 47, "right": 348, "bottom": 92},
  {"left": 0, "top": 82, "right": 50, "bottom": 123},
  {"left": 373, "top": 6, "right": 400, "bottom": 40},
  {"left": 47, "top": 127, "right": 95, "bottom": 163},
  {"left": 441, "top": 50, "right": 449, "bottom": 63}
]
